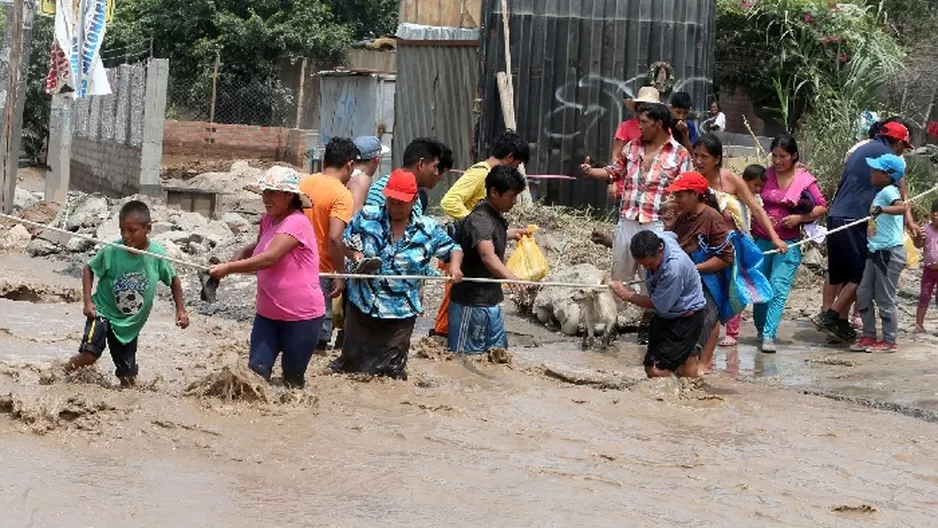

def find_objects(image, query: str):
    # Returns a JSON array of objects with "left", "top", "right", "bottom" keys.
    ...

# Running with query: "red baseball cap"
[
  {"left": 383, "top": 169, "right": 419, "bottom": 202},
  {"left": 879, "top": 121, "right": 914, "bottom": 149},
  {"left": 666, "top": 171, "right": 710, "bottom": 194}
]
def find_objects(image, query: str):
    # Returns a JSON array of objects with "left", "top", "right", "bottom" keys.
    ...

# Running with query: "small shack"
[{"left": 394, "top": 0, "right": 482, "bottom": 207}]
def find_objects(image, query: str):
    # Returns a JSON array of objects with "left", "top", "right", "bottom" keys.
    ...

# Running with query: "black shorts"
[
  {"left": 827, "top": 216, "right": 868, "bottom": 285},
  {"left": 79, "top": 316, "right": 139, "bottom": 378},
  {"left": 644, "top": 310, "right": 707, "bottom": 372}
]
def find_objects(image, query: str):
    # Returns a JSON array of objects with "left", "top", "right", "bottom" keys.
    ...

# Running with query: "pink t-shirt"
[
  {"left": 254, "top": 211, "right": 325, "bottom": 321},
  {"left": 752, "top": 170, "right": 827, "bottom": 241},
  {"left": 923, "top": 224, "right": 938, "bottom": 267},
  {"left": 615, "top": 118, "right": 641, "bottom": 142}
]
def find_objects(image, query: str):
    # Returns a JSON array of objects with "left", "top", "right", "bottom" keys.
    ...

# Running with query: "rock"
[
  {"left": 186, "top": 241, "right": 210, "bottom": 255},
  {"left": 13, "top": 188, "right": 39, "bottom": 211},
  {"left": 27, "top": 238, "right": 60, "bottom": 257},
  {"left": 221, "top": 212, "right": 251, "bottom": 234},
  {"left": 95, "top": 217, "right": 120, "bottom": 242},
  {"left": 0, "top": 224, "right": 32, "bottom": 252},
  {"left": 154, "top": 230, "right": 201, "bottom": 247},
  {"left": 160, "top": 240, "right": 185, "bottom": 262},
  {"left": 66, "top": 236, "right": 95, "bottom": 253},
  {"left": 230, "top": 160, "right": 264, "bottom": 183},
  {"left": 202, "top": 220, "right": 234, "bottom": 247},
  {"left": 66, "top": 195, "right": 109, "bottom": 231},
  {"left": 150, "top": 221, "right": 174, "bottom": 236},
  {"left": 170, "top": 211, "right": 209, "bottom": 232}
]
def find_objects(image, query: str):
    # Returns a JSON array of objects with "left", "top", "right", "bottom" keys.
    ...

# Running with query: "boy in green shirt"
[{"left": 66, "top": 201, "right": 189, "bottom": 386}]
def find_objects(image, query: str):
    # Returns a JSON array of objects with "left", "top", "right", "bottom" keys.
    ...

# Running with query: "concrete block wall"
[
  {"left": 50, "top": 59, "right": 168, "bottom": 199},
  {"left": 70, "top": 137, "right": 143, "bottom": 196},
  {"left": 163, "top": 120, "right": 312, "bottom": 168}
]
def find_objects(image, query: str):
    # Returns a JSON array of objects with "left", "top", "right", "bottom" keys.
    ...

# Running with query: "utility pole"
[{"left": 0, "top": 0, "right": 36, "bottom": 213}]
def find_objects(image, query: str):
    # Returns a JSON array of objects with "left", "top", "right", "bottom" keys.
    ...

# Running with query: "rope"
[
  {"left": 762, "top": 184, "right": 938, "bottom": 255},
  {"left": 0, "top": 212, "right": 624, "bottom": 290},
  {"left": 5, "top": 183, "right": 934, "bottom": 288}
]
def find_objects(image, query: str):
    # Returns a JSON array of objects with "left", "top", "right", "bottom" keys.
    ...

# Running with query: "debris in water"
[
  {"left": 541, "top": 365, "right": 639, "bottom": 390},
  {"left": 185, "top": 364, "right": 272, "bottom": 402},
  {"left": 806, "top": 357, "right": 857, "bottom": 367},
  {"left": 487, "top": 348, "right": 512, "bottom": 365},
  {"left": 832, "top": 504, "right": 877, "bottom": 514},
  {"left": 1, "top": 393, "right": 117, "bottom": 435},
  {"left": 401, "top": 400, "right": 456, "bottom": 413},
  {"left": 412, "top": 337, "right": 452, "bottom": 361}
]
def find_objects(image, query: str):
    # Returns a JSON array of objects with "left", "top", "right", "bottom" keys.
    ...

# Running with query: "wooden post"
[
  {"left": 1, "top": 0, "right": 26, "bottom": 213},
  {"left": 208, "top": 50, "right": 221, "bottom": 124},
  {"left": 294, "top": 58, "right": 307, "bottom": 129},
  {"left": 497, "top": 0, "right": 532, "bottom": 207}
]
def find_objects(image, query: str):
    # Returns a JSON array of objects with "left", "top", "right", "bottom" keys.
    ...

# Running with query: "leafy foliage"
[
  {"left": 326, "top": 0, "right": 400, "bottom": 40},
  {"left": 716, "top": 0, "right": 904, "bottom": 127},
  {"left": 23, "top": 14, "right": 54, "bottom": 159}
]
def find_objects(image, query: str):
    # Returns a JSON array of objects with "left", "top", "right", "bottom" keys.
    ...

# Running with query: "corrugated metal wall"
[
  {"left": 318, "top": 73, "right": 396, "bottom": 175},
  {"left": 479, "top": 0, "right": 716, "bottom": 210},
  {"left": 393, "top": 44, "right": 480, "bottom": 207}
]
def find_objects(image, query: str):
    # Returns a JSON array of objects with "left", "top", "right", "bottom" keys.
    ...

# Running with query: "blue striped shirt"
[
  {"left": 343, "top": 204, "right": 459, "bottom": 319},
  {"left": 364, "top": 174, "right": 426, "bottom": 216}
]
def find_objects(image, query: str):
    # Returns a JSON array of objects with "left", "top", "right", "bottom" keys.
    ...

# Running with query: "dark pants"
[
  {"left": 331, "top": 303, "right": 415, "bottom": 380},
  {"left": 249, "top": 314, "right": 324, "bottom": 387}
]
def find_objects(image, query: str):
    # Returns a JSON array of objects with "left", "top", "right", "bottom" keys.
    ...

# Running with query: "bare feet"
[
  {"left": 719, "top": 336, "right": 738, "bottom": 347},
  {"left": 913, "top": 324, "right": 926, "bottom": 335}
]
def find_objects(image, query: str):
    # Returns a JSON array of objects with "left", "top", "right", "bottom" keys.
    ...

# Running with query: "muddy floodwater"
[{"left": 2, "top": 256, "right": 938, "bottom": 527}]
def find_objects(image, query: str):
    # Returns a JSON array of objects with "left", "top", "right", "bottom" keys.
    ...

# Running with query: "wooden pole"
[
  {"left": 1, "top": 0, "right": 26, "bottom": 213},
  {"left": 208, "top": 50, "right": 221, "bottom": 124},
  {"left": 295, "top": 58, "right": 307, "bottom": 129},
  {"left": 498, "top": 0, "right": 532, "bottom": 206}
]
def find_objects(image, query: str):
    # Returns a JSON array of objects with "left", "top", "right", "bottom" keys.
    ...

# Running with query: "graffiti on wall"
[{"left": 543, "top": 74, "right": 713, "bottom": 140}]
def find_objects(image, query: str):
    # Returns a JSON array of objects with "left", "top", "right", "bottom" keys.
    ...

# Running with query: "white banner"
[{"left": 45, "top": 0, "right": 111, "bottom": 97}]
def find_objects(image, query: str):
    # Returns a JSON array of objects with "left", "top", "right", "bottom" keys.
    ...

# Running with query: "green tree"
[
  {"left": 326, "top": 0, "right": 399, "bottom": 40},
  {"left": 105, "top": 0, "right": 355, "bottom": 125},
  {"left": 22, "top": 14, "right": 54, "bottom": 159}
]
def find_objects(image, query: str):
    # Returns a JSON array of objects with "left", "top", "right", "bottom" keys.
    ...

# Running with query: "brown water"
[{"left": 2, "top": 257, "right": 938, "bottom": 526}]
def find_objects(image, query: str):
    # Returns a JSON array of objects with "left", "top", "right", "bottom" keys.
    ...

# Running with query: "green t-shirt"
[{"left": 89, "top": 241, "right": 176, "bottom": 344}]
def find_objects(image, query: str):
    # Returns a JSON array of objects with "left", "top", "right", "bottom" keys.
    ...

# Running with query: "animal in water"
[{"left": 571, "top": 286, "right": 618, "bottom": 350}]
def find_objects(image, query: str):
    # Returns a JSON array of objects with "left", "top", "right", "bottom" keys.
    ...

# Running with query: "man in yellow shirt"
[
  {"left": 299, "top": 137, "right": 358, "bottom": 350},
  {"left": 432, "top": 130, "right": 530, "bottom": 336}
]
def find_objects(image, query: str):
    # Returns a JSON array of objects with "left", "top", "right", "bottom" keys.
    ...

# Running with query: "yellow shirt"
[
  {"left": 440, "top": 161, "right": 492, "bottom": 220},
  {"left": 299, "top": 173, "right": 353, "bottom": 273}
]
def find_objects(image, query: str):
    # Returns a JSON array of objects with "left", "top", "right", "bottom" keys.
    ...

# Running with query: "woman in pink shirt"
[
  {"left": 209, "top": 167, "right": 325, "bottom": 388},
  {"left": 751, "top": 135, "right": 827, "bottom": 353}
]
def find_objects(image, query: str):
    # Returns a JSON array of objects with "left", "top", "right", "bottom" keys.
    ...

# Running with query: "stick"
[{"left": 741, "top": 115, "right": 769, "bottom": 160}]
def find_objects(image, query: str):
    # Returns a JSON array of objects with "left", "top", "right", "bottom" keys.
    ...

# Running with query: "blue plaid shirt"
[
  {"left": 344, "top": 205, "right": 459, "bottom": 319},
  {"left": 365, "top": 174, "right": 426, "bottom": 216}
]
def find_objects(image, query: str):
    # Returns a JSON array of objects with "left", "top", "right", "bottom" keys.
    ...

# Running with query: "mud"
[{"left": 2, "top": 257, "right": 938, "bottom": 525}]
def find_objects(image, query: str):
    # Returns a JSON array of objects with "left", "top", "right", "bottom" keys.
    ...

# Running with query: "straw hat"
[{"left": 625, "top": 86, "right": 661, "bottom": 112}]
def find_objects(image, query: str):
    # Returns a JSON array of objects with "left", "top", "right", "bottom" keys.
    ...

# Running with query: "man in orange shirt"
[{"left": 300, "top": 137, "right": 358, "bottom": 350}]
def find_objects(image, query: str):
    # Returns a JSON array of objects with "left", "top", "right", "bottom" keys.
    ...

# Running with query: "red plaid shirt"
[{"left": 606, "top": 135, "right": 691, "bottom": 223}]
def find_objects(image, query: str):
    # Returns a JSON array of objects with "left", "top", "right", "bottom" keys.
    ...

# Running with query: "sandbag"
[{"left": 903, "top": 231, "right": 921, "bottom": 269}]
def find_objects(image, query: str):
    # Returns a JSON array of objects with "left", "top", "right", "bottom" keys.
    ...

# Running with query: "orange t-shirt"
[{"left": 299, "top": 173, "right": 353, "bottom": 272}]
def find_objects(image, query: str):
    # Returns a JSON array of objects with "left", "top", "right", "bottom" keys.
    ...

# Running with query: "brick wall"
[
  {"left": 163, "top": 120, "right": 309, "bottom": 167},
  {"left": 70, "top": 137, "right": 143, "bottom": 196},
  {"left": 719, "top": 87, "right": 765, "bottom": 136}
]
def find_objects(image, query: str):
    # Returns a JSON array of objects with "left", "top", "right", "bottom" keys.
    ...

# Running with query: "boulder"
[
  {"left": 154, "top": 230, "right": 201, "bottom": 247},
  {"left": 66, "top": 194, "right": 109, "bottom": 231},
  {"left": 95, "top": 216, "right": 120, "bottom": 243},
  {"left": 66, "top": 236, "right": 95, "bottom": 253},
  {"left": 202, "top": 220, "right": 234, "bottom": 247},
  {"left": 0, "top": 224, "right": 32, "bottom": 252},
  {"left": 26, "top": 238, "right": 60, "bottom": 257},
  {"left": 170, "top": 211, "right": 209, "bottom": 232},
  {"left": 221, "top": 212, "right": 251, "bottom": 234},
  {"left": 160, "top": 240, "right": 185, "bottom": 262},
  {"left": 13, "top": 188, "right": 39, "bottom": 211},
  {"left": 150, "top": 221, "right": 174, "bottom": 236}
]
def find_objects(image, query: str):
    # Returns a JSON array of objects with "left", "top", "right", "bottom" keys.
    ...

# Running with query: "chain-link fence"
[{"left": 166, "top": 66, "right": 298, "bottom": 128}]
